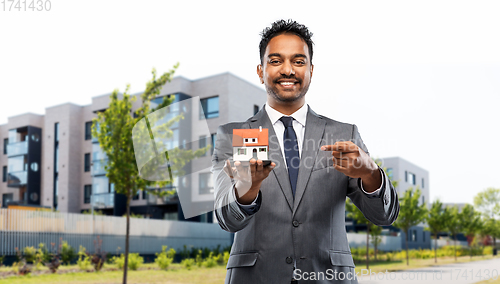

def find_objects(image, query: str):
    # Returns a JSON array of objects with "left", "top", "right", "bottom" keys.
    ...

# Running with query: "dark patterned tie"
[{"left": 279, "top": 116, "right": 300, "bottom": 198}]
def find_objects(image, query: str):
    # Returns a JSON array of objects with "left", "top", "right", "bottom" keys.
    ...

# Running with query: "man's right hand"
[{"left": 224, "top": 159, "right": 275, "bottom": 205}]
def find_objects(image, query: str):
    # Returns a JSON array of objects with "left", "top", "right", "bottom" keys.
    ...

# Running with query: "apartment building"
[{"left": 0, "top": 72, "right": 267, "bottom": 222}]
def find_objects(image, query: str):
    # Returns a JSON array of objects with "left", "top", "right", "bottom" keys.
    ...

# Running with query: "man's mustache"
[{"left": 273, "top": 75, "right": 302, "bottom": 84}]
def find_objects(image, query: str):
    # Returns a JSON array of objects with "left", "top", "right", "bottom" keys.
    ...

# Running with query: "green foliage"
[
  {"left": 202, "top": 252, "right": 222, "bottom": 268},
  {"left": 122, "top": 212, "right": 144, "bottom": 218},
  {"left": 155, "top": 246, "right": 176, "bottom": 270},
  {"left": 223, "top": 251, "right": 230, "bottom": 265},
  {"left": 474, "top": 187, "right": 500, "bottom": 218},
  {"left": 393, "top": 187, "right": 428, "bottom": 265},
  {"left": 195, "top": 249, "right": 203, "bottom": 267},
  {"left": 22, "top": 246, "right": 37, "bottom": 263},
  {"left": 181, "top": 258, "right": 195, "bottom": 270},
  {"left": 81, "top": 210, "right": 105, "bottom": 215},
  {"left": 77, "top": 246, "right": 92, "bottom": 271},
  {"left": 112, "top": 253, "right": 144, "bottom": 270},
  {"left": 60, "top": 241, "right": 77, "bottom": 265}
]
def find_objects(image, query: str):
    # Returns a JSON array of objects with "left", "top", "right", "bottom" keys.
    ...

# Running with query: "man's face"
[{"left": 257, "top": 33, "right": 313, "bottom": 103}]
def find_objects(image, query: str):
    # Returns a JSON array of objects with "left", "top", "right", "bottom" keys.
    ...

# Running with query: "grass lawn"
[{"left": 0, "top": 255, "right": 498, "bottom": 283}]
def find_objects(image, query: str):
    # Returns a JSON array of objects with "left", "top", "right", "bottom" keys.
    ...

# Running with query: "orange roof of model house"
[{"left": 232, "top": 129, "right": 269, "bottom": 147}]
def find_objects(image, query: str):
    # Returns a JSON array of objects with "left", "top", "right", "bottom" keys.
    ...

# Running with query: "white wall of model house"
[{"left": 233, "top": 143, "right": 268, "bottom": 161}]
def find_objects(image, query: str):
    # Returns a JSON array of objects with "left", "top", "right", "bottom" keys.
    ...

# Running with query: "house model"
[{"left": 232, "top": 127, "right": 269, "bottom": 161}]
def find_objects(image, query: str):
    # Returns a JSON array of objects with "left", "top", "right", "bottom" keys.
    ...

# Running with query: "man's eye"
[
  {"left": 270, "top": 60, "right": 280, "bottom": 64},
  {"left": 295, "top": 61, "right": 305, "bottom": 65}
]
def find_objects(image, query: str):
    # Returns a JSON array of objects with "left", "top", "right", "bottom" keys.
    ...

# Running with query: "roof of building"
[{"left": 232, "top": 128, "right": 269, "bottom": 147}]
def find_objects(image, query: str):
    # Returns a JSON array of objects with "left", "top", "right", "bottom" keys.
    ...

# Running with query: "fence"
[{"left": 0, "top": 209, "right": 231, "bottom": 256}]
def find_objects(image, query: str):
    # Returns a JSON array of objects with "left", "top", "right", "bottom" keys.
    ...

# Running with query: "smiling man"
[{"left": 212, "top": 19, "right": 399, "bottom": 284}]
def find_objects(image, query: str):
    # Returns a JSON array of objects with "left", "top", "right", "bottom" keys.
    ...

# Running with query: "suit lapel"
[
  {"left": 249, "top": 106, "right": 294, "bottom": 211},
  {"left": 292, "top": 107, "right": 326, "bottom": 215}
]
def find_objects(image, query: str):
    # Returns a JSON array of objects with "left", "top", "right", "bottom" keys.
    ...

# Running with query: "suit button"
[
  {"left": 292, "top": 220, "right": 299, "bottom": 227},
  {"left": 286, "top": 257, "right": 293, "bottom": 264}
]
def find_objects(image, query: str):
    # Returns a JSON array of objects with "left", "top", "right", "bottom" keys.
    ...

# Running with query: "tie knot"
[{"left": 279, "top": 116, "right": 294, "bottom": 128}]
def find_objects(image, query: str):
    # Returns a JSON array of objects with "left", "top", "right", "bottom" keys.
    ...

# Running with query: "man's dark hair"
[{"left": 259, "top": 19, "right": 314, "bottom": 64}]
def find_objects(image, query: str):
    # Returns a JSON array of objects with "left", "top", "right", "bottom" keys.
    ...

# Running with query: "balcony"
[
  {"left": 7, "top": 141, "right": 28, "bottom": 157},
  {"left": 146, "top": 187, "right": 178, "bottom": 205},
  {"left": 92, "top": 160, "right": 107, "bottom": 176},
  {"left": 7, "top": 170, "right": 27, "bottom": 187},
  {"left": 91, "top": 193, "right": 114, "bottom": 209}
]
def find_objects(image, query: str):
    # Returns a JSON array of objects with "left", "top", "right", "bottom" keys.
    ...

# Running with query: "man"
[{"left": 212, "top": 19, "right": 399, "bottom": 284}]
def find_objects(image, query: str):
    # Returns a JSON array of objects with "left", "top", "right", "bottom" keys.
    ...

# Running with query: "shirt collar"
[{"left": 265, "top": 103, "right": 308, "bottom": 127}]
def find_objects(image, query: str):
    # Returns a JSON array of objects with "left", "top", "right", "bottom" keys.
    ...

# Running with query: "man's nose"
[{"left": 280, "top": 61, "right": 295, "bottom": 76}]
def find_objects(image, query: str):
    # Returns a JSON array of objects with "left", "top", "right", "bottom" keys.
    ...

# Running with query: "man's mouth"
[{"left": 277, "top": 80, "right": 299, "bottom": 88}]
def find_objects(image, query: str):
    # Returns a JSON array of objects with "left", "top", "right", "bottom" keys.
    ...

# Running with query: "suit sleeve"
[
  {"left": 346, "top": 124, "right": 400, "bottom": 226},
  {"left": 211, "top": 125, "right": 261, "bottom": 233}
]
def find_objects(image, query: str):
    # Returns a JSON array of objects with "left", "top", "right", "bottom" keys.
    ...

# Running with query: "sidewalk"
[{"left": 358, "top": 258, "right": 500, "bottom": 284}]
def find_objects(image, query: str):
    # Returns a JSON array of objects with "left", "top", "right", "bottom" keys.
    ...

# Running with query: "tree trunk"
[
  {"left": 493, "top": 236, "right": 497, "bottom": 257},
  {"left": 366, "top": 225, "right": 369, "bottom": 270},
  {"left": 374, "top": 240, "right": 378, "bottom": 262},
  {"left": 122, "top": 194, "right": 131, "bottom": 284},
  {"left": 454, "top": 234, "right": 457, "bottom": 261},
  {"left": 434, "top": 234, "right": 437, "bottom": 263},
  {"left": 406, "top": 229, "right": 409, "bottom": 266}
]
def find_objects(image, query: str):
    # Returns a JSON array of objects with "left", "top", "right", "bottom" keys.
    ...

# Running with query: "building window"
[
  {"left": 2, "top": 193, "right": 13, "bottom": 208},
  {"left": 199, "top": 136, "right": 207, "bottom": 156},
  {"left": 211, "top": 133, "right": 217, "bottom": 155},
  {"left": 2, "top": 166, "right": 6, "bottom": 182},
  {"left": 3, "top": 138, "right": 7, "bottom": 155},
  {"left": 85, "top": 121, "right": 92, "bottom": 140},
  {"left": 84, "top": 185, "right": 92, "bottom": 204},
  {"left": 406, "top": 171, "right": 416, "bottom": 185},
  {"left": 133, "top": 192, "right": 139, "bottom": 200},
  {"left": 142, "top": 190, "right": 147, "bottom": 200},
  {"left": 84, "top": 153, "right": 91, "bottom": 172},
  {"left": 422, "top": 178, "right": 424, "bottom": 188},
  {"left": 199, "top": 172, "right": 214, "bottom": 195},
  {"left": 422, "top": 196, "right": 425, "bottom": 205},
  {"left": 423, "top": 231, "right": 425, "bottom": 242},
  {"left": 411, "top": 230, "right": 417, "bottom": 242},
  {"left": 254, "top": 105, "right": 259, "bottom": 115},
  {"left": 200, "top": 96, "right": 219, "bottom": 119}
]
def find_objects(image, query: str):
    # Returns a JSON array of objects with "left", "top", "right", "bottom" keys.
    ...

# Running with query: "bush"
[
  {"left": 60, "top": 241, "right": 77, "bottom": 265},
  {"left": 181, "top": 258, "right": 195, "bottom": 270},
  {"left": 195, "top": 249, "right": 203, "bottom": 267},
  {"left": 202, "top": 252, "right": 219, "bottom": 268},
  {"left": 155, "top": 246, "right": 176, "bottom": 270},
  {"left": 112, "top": 253, "right": 144, "bottom": 270},
  {"left": 77, "top": 246, "right": 92, "bottom": 271},
  {"left": 223, "top": 251, "right": 230, "bottom": 265}
]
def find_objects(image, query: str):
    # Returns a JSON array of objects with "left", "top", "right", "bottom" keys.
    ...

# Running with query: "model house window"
[
  {"left": 84, "top": 153, "right": 91, "bottom": 172},
  {"left": 259, "top": 148, "right": 267, "bottom": 152},
  {"left": 84, "top": 185, "right": 92, "bottom": 204},
  {"left": 199, "top": 172, "right": 214, "bottom": 194},
  {"left": 244, "top": 138, "right": 258, "bottom": 143},
  {"left": 85, "top": 121, "right": 92, "bottom": 140},
  {"left": 3, "top": 138, "right": 7, "bottom": 155},
  {"left": 2, "top": 166, "right": 6, "bottom": 182},
  {"left": 238, "top": 148, "right": 246, "bottom": 155},
  {"left": 200, "top": 96, "right": 219, "bottom": 119}
]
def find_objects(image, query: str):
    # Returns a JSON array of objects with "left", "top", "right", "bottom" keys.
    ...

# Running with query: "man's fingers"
[
  {"left": 256, "top": 160, "right": 264, "bottom": 172},
  {"left": 321, "top": 141, "right": 358, "bottom": 153},
  {"left": 224, "top": 160, "right": 234, "bottom": 178}
]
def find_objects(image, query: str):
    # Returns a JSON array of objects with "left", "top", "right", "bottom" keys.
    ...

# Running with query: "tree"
[
  {"left": 393, "top": 187, "right": 427, "bottom": 265},
  {"left": 369, "top": 225, "right": 383, "bottom": 261},
  {"left": 459, "top": 204, "right": 482, "bottom": 259},
  {"left": 92, "top": 65, "right": 207, "bottom": 284},
  {"left": 346, "top": 199, "right": 373, "bottom": 269},
  {"left": 474, "top": 188, "right": 500, "bottom": 255},
  {"left": 443, "top": 205, "right": 461, "bottom": 261},
  {"left": 425, "top": 199, "right": 447, "bottom": 263}
]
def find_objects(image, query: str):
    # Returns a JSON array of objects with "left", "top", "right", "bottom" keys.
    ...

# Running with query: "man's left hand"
[{"left": 321, "top": 141, "right": 381, "bottom": 193}]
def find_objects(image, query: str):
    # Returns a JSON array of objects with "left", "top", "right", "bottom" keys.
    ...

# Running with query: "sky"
[{"left": 1, "top": 0, "right": 499, "bottom": 205}]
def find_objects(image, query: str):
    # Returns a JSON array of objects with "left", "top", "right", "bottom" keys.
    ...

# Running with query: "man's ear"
[
  {"left": 310, "top": 64, "right": 314, "bottom": 78},
  {"left": 257, "top": 64, "right": 264, "bottom": 84}
]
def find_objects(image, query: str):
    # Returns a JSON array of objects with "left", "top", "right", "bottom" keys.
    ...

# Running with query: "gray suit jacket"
[{"left": 212, "top": 106, "right": 399, "bottom": 283}]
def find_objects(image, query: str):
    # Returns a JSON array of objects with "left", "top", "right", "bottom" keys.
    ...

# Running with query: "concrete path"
[{"left": 358, "top": 258, "right": 500, "bottom": 284}]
